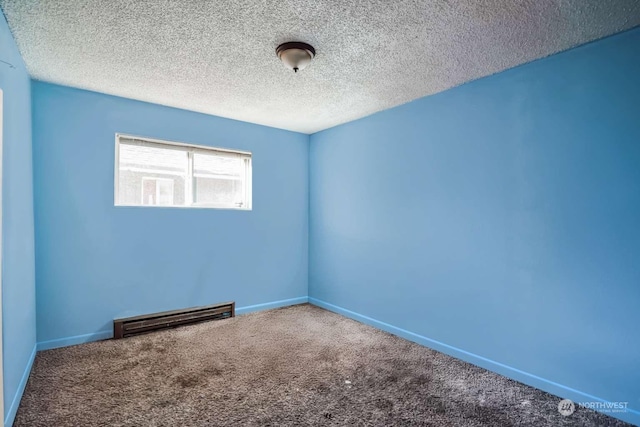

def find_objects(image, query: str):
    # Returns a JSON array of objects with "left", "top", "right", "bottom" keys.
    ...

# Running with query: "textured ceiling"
[{"left": 2, "top": 1, "right": 640, "bottom": 134}]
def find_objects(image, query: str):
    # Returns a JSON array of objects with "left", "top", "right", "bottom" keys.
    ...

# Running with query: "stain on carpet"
[{"left": 14, "top": 304, "right": 630, "bottom": 426}]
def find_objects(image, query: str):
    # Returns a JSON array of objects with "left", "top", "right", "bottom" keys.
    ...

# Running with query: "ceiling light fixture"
[{"left": 276, "top": 42, "right": 316, "bottom": 73}]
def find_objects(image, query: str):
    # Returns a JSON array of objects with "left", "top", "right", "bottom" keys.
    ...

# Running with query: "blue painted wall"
[
  {"left": 0, "top": 12, "right": 37, "bottom": 427},
  {"left": 310, "top": 28, "right": 640, "bottom": 423},
  {"left": 32, "top": 82, "right": 308, "bottom": 345}
]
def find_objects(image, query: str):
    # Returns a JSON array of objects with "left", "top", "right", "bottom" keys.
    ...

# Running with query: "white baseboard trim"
[
  {"left": 4, "top": 344, "right": 37, "bottom": 427},
  {"left": 308, "top": 297, "right": 639, "bottom": 426}
]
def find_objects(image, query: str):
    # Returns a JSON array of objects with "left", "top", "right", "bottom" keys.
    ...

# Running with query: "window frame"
[{"left": 114, "top": 133, "right": 252, "bottom": 210}]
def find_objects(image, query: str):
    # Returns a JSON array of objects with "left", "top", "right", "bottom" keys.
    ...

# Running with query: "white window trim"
[{"left": 114, "top": 133, "right": 252, "bottom": 210}]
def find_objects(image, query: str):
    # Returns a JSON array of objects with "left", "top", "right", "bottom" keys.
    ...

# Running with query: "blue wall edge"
[
  {"left": 4, "top": 344, "right": 37, "bottom": 427},
  {"left": 235, "top": 296, "right": 308, "bottom": 315},
  {"left": 36, "top": 296, "right": 309, "bottom": 351},
  {"left": 308, "top": 297, "right": 640, "bottom": 426},
  {"left": 19, "top": 296, "right": 636, "bottom": 425},
  {"left": 37, "top": 330, "right": 114, "bottom": 352}
]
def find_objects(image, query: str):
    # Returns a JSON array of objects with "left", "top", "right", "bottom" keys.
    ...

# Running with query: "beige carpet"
[{"left": 15, "top": 304, "right": 628, "bottom": 426}]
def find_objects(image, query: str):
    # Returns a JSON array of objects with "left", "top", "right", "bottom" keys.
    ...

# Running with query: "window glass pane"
[
  {"left": 116, "top": 136, "right": 251, "bottom": 209},
  {"left": 193, "top": 152, "right": 245, "bottom": 207},
  {"left": 118, "top": 142, "right": 187, "bottom": 206}
]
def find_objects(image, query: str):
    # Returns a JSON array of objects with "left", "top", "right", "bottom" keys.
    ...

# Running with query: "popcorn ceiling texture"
[{"left": 1, "top": 0, "right": 639, "bottom": 133}]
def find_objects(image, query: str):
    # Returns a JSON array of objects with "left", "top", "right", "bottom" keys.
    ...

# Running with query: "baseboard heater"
[{"left": 113, "top": 301, "right": 235, "bottom": 339}]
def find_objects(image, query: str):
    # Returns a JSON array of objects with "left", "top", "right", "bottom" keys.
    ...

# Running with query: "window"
[{"left": 115, "top": 134, "right": 252, "bottom": 209}]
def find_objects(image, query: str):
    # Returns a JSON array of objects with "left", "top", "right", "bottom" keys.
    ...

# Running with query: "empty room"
[{"left": 1, "top": 1, "right": 639, "bottom": 426}]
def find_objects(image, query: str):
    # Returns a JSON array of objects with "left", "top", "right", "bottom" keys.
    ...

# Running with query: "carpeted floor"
[{"left": 15, "top": 304, "right": 628, "bottom": 426}]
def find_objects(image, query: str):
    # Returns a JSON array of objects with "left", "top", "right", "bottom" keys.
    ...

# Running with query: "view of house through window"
[{"left": 115, "top": 134, "right": 252, "bottom": 209}]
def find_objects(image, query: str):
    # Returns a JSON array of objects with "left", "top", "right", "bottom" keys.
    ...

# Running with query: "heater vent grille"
[{"left": 113, "top": 302, "right": 235, "bottom": 339}]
